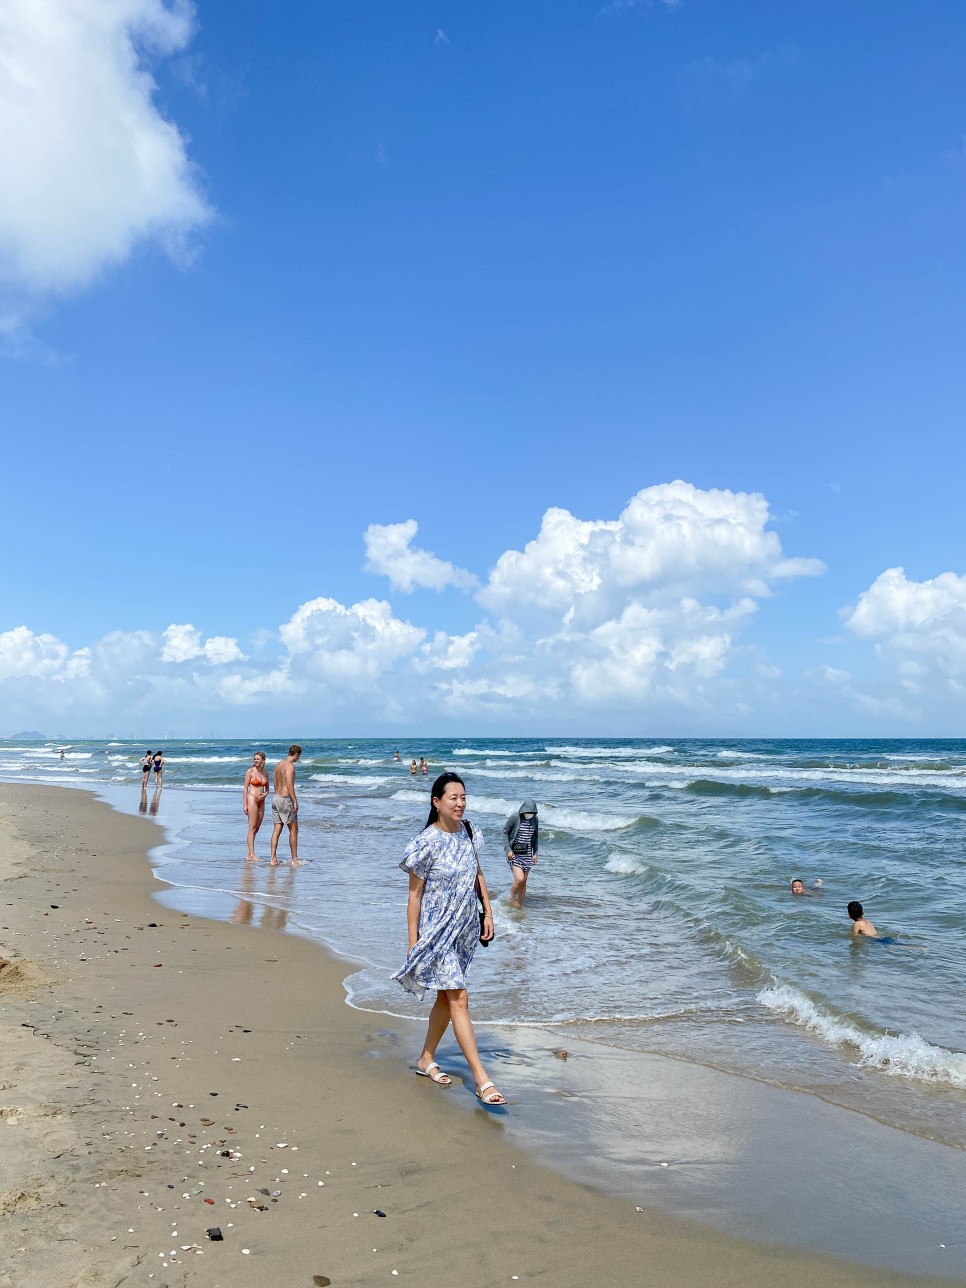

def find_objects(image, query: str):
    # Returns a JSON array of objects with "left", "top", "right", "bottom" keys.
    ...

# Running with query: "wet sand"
[{"left": 0, "top": 781, "right": 959, "bottom": 1287}]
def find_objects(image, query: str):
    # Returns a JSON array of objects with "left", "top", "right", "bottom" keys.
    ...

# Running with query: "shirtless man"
[{"left": 270, "top": 744, "right": 304, "bottom": 865}]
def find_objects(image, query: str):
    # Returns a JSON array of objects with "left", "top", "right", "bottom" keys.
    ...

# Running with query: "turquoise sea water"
[{"left": 3, "top": 736, "right": 965, "bottom": 1157}]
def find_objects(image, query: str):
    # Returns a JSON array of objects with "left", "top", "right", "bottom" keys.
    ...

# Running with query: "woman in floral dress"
[{"left": 392, "top": 772, "right": 506, "bottom": 1105}]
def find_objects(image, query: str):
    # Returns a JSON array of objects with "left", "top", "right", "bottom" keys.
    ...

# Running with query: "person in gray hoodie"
[{"left": 503, "top": 799, "right": 539, "bottom": 908}]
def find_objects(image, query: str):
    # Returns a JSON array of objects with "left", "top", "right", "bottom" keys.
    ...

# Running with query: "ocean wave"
[
  {"left": 468, "top": 767, "right": 594, "bottom": 784},
  {"left": 453, "top": 747, "right": 541, "bottom": 757},
  {"left": 548, "top": 744, "right": 675, "bottom": 759},
  {"left": 758, "top": 985, "right": 966, "bottom": 1088},
  {"left": 162, "top": 755, "right": 249, "bottom": 764},
  {"left": 604, "top": 853, "right": 646, "bottom": 876},
  {"left": 310, "top": 773, "right": 394, "bottom": 787},
  {"left": 686, "top": 779, "right": 775, "bottom": 799},
  {"left": 389, "top": 789, "right": 654, "bottom": 832}
]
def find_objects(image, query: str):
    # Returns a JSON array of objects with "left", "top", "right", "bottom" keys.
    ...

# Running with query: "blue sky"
[{"left": 2, "top": 0, "right": 965, "bottom": 737}]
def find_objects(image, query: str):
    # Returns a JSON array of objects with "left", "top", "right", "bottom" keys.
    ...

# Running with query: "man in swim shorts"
[{"left": 270, "top": 744, "right": 304, "bottom": 865}]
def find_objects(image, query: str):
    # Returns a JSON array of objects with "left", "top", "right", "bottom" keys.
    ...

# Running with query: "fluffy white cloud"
[
  {"left": 480, "top": 481, "right": 823, "bottom": 623},
  {"left": 0, "top": 625, "right": 88, "bottom": 680},
  {"left": 464, "top": 482, "right": 822, "bottom": 713},
  {"left": 0, "top": 483, "right": 829, "bottom": 731},
  {"left": 161, "top": 623, "right": 244, "bottom": 665},
  {"left": 846, "top": 567, "right": 966, "bottom": 679},
  {"left": 364, "top": 520, "right": 478, "bottom": 593},
  {"left": 279, "top": 596, "right": 425, "bottom": 684},
  {"left": 0, "top": 0, "right": 211, "bottom": 329},
  {"left": 413, "top": 630, "right": 481, "bottom": 673}
]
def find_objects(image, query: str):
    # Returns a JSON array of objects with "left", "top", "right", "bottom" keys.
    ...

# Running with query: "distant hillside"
[{"left": 7, "top": 731, "right": 46, "bottom": 740}]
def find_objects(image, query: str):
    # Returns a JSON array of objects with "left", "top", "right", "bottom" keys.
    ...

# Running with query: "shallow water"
[{"left": 4, "top": 735, "right": 965, "bottom": 1156}]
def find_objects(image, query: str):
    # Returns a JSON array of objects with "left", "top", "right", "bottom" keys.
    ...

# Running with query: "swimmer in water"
[
  {"left": 847, "top": 900, "right": 927, "bottom": 950},
  {"left": 791, "top": 877, "right": 823, "bottom": 896}
]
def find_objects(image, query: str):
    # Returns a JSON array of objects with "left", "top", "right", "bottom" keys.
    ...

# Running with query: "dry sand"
[{"left": 0, "top": 781, "right": 956, "bottom": 1287}]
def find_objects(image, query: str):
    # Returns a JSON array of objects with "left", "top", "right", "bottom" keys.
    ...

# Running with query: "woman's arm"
[
  {"left": 243, "top": 768, "right": 252, "bottom": 811},
  {"left": 406, "top": 872, "right": 425, "bottom": 952}
]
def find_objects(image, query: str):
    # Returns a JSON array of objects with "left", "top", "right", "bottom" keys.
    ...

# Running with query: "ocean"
[{"left": 3, "top": 735, "right": 965, "bottom": 1160}]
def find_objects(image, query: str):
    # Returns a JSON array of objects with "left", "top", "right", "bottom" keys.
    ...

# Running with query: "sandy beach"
[{"left": 0, "top": 781, "right": 960, "bottom": 1288}]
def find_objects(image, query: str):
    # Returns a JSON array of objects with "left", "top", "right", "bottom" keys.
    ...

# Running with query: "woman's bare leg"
[
  {"left": 246, "top": 798, "right": 265, "bottom": 860},
  {"left": 444, "top": 988, "right": 503, "bottom": 1099},
  {"left": 417, "top": 992, "right": 452, "bottom": 1070},
  {"left": 509, "top": 864, "right": 528, "bottom": 908}
]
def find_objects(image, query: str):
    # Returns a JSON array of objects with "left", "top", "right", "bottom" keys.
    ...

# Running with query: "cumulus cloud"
[
  {"left": 279, "top": 596, "right": 425, "bottom": 684},
  {"left": 161, "top": 623, "right": 244, "bottom": 665},
  {"left": 845, "top": 567, "right": 966, "bottom": 679},
  {"left": 0, "top": 482, "right": 828, "bottom": 731},
  {"left": 0, "top": 0, "right": 211, "bottom": 332},
  {"left": 363, "top": 520, "right": 478, "bottom": 593},
  {"left": 0, "top": 625, "right": 88, "bottom": 681},
  {"left": 480, "top": 481, "right": 823, "bottom": 623}
]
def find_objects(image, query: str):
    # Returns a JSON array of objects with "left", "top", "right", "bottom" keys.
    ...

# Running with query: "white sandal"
[
  {"left": 475, "top": 1080, "right": 507, "bottom": 1105},
  {"left": 415, "top": 1061, "right": 452, "bottom": 1086}
]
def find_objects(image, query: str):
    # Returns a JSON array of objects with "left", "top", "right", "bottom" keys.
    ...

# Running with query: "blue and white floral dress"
[{"left": 391, "top": 823, "right": 483, "bottom": 999}]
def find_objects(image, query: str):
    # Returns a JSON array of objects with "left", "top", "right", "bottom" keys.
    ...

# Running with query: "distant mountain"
[{"left": 7, "top": 730, "right": 46, "bottom": 740}]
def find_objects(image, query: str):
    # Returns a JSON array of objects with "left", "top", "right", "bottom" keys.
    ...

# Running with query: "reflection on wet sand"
[{"left": 232, "top": 860, "right": 294, "bottom": 930}]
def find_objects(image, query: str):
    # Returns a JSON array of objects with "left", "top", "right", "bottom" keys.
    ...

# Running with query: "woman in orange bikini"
[{"left": 243, "top": 751, "right": 270, "bottom": 861}]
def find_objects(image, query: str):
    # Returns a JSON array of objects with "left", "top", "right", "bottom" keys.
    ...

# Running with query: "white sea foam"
[
  {"left": 453, "top": 747, "right": 542, "bottom": 757},
  {"left": 604, "top": 853, "right": 646, "bottom": 876},
  {"left": 162, "top": 755, "right": 248, "bottom": 764},
  {"left": 389, "top": 789, "right": 645, "bottom": 832},
  {"left": 310, "top": 773, "right": 394, "bottom": 787},
  {"left": 468, "top": 766, "right": 592, "bottom": 784},
  {"left": 548, "top": 744, "right": 674, "bottom": 759},
  {"left": 758, "top": 985, "right": 966, "bottom": 1088}
]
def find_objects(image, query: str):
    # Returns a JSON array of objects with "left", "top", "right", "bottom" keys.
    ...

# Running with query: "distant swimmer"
[
  {"left": 152, "top": 749, "right": 164, "bottom": 786},
  {"left": 847, "top": 900, "right": 926, "bottom": 950},
  {"left": 270, "top": 744, "right": 304, "bottom": 865},
  {"left": 503, "top": 799, "right": 539, "bottom": 909},
  {"left": 393, "top": 749, "right": 401, "bottom": 762},
  {"left": 790, "top": 877, "right": 823, "bottom": 896},
  {"left": 243, "top": 751, "right": 270, "bottom": 861},
  {"left": 141, "top": 751, "right": 152, "bottom": 785},
  {"left": 410, "top": 759, "right": 419, "bottom": 776},
  {"left": 420, "top": 757, "right": 429, "bottom": 775}
]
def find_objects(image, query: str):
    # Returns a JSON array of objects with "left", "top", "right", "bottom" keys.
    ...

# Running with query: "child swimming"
[{"left": 846, "top": 900, "right": 926, "bottom": 950}]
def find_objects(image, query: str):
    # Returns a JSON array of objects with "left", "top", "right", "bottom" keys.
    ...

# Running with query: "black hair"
[
  {"left": 425, "top": 772, "right": 466, "bottom": 827},
  {"left": 847, "top": 901, "right": 864, "bottom": 920},
  {"left": 791, "top": 877, "right": 804, "bottom": 886}
]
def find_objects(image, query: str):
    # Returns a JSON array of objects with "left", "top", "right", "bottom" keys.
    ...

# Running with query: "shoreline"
[{"left": 0, "top": 781, "right": 963, "bottom": 1287}]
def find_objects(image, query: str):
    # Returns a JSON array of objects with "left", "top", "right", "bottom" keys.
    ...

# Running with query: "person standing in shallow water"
[
  {"left": 392, "top": 772, "right": 506, "bottom": 1106},
  {"left": 243, "top": 751, "right": 270, "bottom": 861},
  {"left": 503, "top": 799, "right": 539, "bottom": 909},
  {"left": 270, "top": 744, "right": 305, "bottom": 865}
]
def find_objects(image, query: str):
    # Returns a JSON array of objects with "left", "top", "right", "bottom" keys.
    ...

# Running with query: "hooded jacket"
[{"left": 502, "top": 799, "right": 538, "bottom": 855}]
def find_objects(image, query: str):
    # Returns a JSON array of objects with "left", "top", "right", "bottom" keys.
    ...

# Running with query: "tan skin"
[
  {"left": 408, "top": 781, "right": 505, "bottom": 1105},
  {"left": 243, "top": 753, "right": 270, "bottom": 861}
]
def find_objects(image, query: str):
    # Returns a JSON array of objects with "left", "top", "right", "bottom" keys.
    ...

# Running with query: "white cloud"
[
  {"left": 161, "top": 623, "right": 244, "bottom": 664},
  {"left": 0, "top": 483, "right": 829, "bottom": 731},
  {"left": 413, "top": 630, "right": 481, "bottom": 673},
  {"left": 480, "top": 481, "right": 823, "bottom": 625},
  {"left": 846, "top": 566, "right": 966, "bottom": 678},
  {"left": 0, "top": 0, "right": 211, "bottom": 332},
  {"left": 0, "top": 625, "right": 87, "bottom": 680},
  {"left": 363, "top": 520, "right": 478, "bottom": 593},
  {"left": 279, "top": 596, "right": 425, "bottom": 684}
]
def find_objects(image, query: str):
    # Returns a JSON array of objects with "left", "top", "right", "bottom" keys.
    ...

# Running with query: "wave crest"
[{"left": 759, "top": 985, "right": 966, "bottom": 1088}]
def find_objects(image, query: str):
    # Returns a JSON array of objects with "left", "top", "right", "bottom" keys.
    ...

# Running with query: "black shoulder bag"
[{"left": 464, "top": 820, "right": 491, "bottom": 947}]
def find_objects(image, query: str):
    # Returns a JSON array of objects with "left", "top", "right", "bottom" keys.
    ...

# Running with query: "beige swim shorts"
[{"left": 272, "top": 796, "right": 297, "bottom": 826}]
